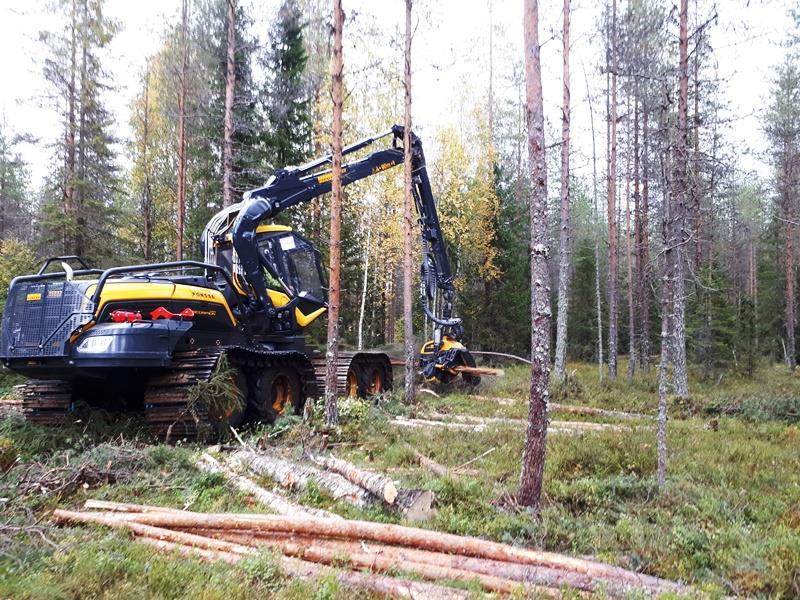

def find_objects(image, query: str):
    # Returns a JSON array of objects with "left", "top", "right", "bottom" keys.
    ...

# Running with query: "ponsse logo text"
[{"left": 190, "top": 290, "right": 216, "bottom": 300}]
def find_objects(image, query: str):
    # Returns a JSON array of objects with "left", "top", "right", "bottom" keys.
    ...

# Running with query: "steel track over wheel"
[{"left": 0, "top": 379, "right": 74, "bottom": 425}]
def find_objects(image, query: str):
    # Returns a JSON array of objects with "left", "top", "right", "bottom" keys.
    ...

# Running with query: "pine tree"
[{"left": 263, "top": 0, "right": 313, "bottom": 169}]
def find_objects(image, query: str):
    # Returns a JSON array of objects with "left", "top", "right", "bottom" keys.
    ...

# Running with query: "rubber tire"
[
  {"left": 364, "top": 365, "right": 386, "bottom": 396},
  {"left": 251, "top": 367, "right": 302, "bottom": 424}
]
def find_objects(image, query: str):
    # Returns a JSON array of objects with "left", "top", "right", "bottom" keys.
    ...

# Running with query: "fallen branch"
[
  {"left": 417, "top": 388, "right": 441, "bottom": 398},
  {"left": 197, "top": 453, "right": 341, "bottom": 520},
  {"left": 309, "top": 453, "right": 397, "bottom": 505},
  {"left": 451, "top": 447, "right": 495, "bottom": 472},
  {"left": 229, "top": 450, "right": 374, "bottom": 508},
  {"left": 411, "top": 449, "right": 449, "bottom": 477}
]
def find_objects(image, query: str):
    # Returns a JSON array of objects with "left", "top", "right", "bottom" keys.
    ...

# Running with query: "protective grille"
[{"left": 1, "top": 280, "right": 94, "bottom": 357}]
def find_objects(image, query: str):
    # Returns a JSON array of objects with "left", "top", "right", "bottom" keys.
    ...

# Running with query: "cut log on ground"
[
  {"left": 126, "top": 527, "right": 470, "bottom": 598},
  {"left": 424, "top": 412, "right": 628, "bottom": 433},
  {"left": 59, "top": 508, "right": 688, "bottom": 596},
  {"left": 411, "top": 449, "right": 450, "bottom": 477},
  {"left": 229, "top": 450, "right": 374, "bottom": 508},
  {"left": 451, "top": 365, "right": 505, "bottom": 377},
  {"left": 197, "top": 453, "right": 341, "bottom": 520},
  {"left": 309, "top": 453, "right": 398, "bottom": 504},
  {"left": 394, "top": 489, "right": 435, "bottom": 521},
  {"left": 195, "top": 530, "right": 633, "bottom": 596},
  {"left": 471, "top": 395, "right": 650, "bottom": 421},
  {"left": 549, "top": 402, "right": 651, "bottom": 421}
]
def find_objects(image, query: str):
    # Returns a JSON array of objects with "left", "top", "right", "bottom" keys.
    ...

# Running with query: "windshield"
[{"left": 258, "top": 233, "right": 327, "bottom": 304}]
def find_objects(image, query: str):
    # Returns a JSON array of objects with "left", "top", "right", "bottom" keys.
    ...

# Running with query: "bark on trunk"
[
  {"left": 230, "top": 450, "right": 374, "bottom": 508},
  {"left": 310, "top": 453, "right": 398, "bottom": 504},
  {"left": 176, "top": 0, "right": 189, "bottom": 260},
  {"left": 640, "top": 108, "right": 651, "bottom": 369},
  {"left": 785, "top": 193, "right": 796, "bottom": 371},
  {"left": 402, "top": 0, "right": 416, "bottom": 406},
  {"left": 584, "top": 67, "right": 604, "bottom": 379},
  {"left": 141, "top": 67, "right": 153, "bottom": 261},
  {"left": 357, "top": 221, "right": 371, "bottom": 350},
  {"left": 625, "top": 95, "right": 636, "bottom": 379},
  {"left": 54, "top": 510, "right": 686, "bottom": 594},
  {"left": 519, "top": 0, "right": 551, "bottom": 512},
  {"left": 671, "top": 0, "right": 690, "bottom": 398},
  {"left": 222, "top": 0, "right": 236, "bottom": 208},
  {"left": 606, "top": 0, "right": 619, "bottom": 380},
  {"left": 554, "top": 0, "right": 571, "bottom": 382},
  {"left": 197, "top": 453, "right": 341, "bottom": 519},
  {"left": 325, "top": 0, "right": 345, "bottom": 427}
]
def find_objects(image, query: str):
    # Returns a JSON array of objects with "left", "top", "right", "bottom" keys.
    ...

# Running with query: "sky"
[{"left": 0, "top": 0, "right": 796, "bottom": 194}]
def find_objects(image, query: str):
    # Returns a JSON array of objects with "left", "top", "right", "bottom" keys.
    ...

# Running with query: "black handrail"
[
  {"left": 89, "top": 260, "right": 244, "bottom": 318},
  {"left": 9, "top": 269, "right": 105, "bottom": 288},
  {"left": 37, "top": 255, "right": 92, "bottom": 275}
]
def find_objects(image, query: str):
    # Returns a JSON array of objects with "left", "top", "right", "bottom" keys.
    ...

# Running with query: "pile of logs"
[
  {"left": 199, "top": 449, "right": 434, "bottom": 521},
  {"left": 53, "top": 501, "right": 690, "bottom": 598}
]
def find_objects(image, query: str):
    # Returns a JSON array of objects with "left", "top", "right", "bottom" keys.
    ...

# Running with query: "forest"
[{"left": 1, "top": 0, "right": 799, "bottom": 598}]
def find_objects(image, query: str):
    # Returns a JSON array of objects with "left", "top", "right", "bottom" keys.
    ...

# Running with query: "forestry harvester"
[{"left": 0, "top": 126, "right": 479, "bottom": 437}]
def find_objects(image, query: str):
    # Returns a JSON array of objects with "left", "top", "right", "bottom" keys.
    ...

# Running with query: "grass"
[{"left": 1, "top": 360, "right": 799, "bottom": 598}]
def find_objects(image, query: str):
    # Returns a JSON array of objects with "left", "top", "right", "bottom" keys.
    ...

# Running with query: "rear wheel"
[
  {"left": 251, "top": 367, "right": 302, "bottom": 423},
  {"left": 365, "top": 365, "right": 386, "bottom": 395},
  {"left": 346, "top": 368, "right": 360, "bottom": 397}
]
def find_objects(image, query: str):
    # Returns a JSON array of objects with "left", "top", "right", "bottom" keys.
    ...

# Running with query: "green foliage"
[{"left": 0, "top": 239, "right": 37, "bottom": 317}]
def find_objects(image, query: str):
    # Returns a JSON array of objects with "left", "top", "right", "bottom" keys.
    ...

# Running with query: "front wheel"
[{"left": 250, "top": 367, "right": 302, "bottom": 424}]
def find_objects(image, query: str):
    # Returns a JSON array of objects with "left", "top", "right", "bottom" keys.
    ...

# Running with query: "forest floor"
[{"left": 0, "top": 360, "right": 799, "bottom": 599}]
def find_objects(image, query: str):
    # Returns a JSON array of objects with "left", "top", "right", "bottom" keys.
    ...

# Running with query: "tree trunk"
[
  {"left": 671, "top": 0, "right": 690, "bottom": 398},
  {"left": 519, "top": 0, "right": 551, "bottom": 511},
  {"left": 785, "top": 191, "right": 796, "bottom": 371},
  {"left": 141, "top": 67, "right": 153, "bottom": 261},
  {"left": 176, "top": 0, "right": 189, "bottom": 260},
  {"left": 402, "top": 0, "right": 416, "bottom": 406},
  {"left": 625, "top": 94, "right": 635, "bottom": 379},
  {"left": 222, "top": 0, "right": 236, "bottom": 208},
  {"left": 324, "top": 0, "right": 345, "bottom": 428},
  {"left": 63, "top": 0, "right": 77, "bottom": 255},
  {"left": 606, "top": 0, "right": 619, "bottom": 380},
  {"left": 554, "top": 0, "right": 571, "bottom": 382},
  {"left": 357, "top": 221, "right": 371, "bottom": 350},
  {"left": 584, "top": 67, "right": 604, "bottom": 379},
  {"left": 231, "top": 450, "right": 374, "bottom": 508},
  {"left": 310, "top": 453, "right": 398, "bottom": 505},
  {"left": 640, "top": 108, "right": 651, "bottom": 369}
]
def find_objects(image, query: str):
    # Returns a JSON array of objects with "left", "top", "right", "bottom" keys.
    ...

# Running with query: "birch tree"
[
  {"left": 402, "top": 0, "right": 416, "bottom": 405},
  {"left": 519, "top": 0, "right": 551, "bottom": 511},
  {"left": 222, "top": 0, "right": 236, "bottom": 208},
  {"left": 554, "top": 0, "right": 571, "bottom": 382},
  {"left": 606, "top": 0, "right": 619, "bottom": 379}
]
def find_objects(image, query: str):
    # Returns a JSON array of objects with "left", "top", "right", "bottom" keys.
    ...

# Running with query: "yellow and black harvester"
[{"left": 0, "top": 126, "right": 478, "bottom": 437}]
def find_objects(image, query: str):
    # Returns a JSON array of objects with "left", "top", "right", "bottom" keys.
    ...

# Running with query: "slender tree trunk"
[
  {"left": 784, "top": 190, "right": 796, "bottom": 371},
  {"left": 76, "top": 0, "right": 88, "bottom": 259},
  {"left": 518, "top": 0, "right": 551, "bottom": 511},
  {"left": 554, "top": 0, "right": 571, "bottom": 382},
  {"left": 606, "top": 0, "right": 619, "bottom": 380},
  {"left": 584, "top": 67, "right": 603, "bottom": 379},
  {"left": 357, "top": 222, "right": 371, "bottom": 351},
  {"left": 64, "top": 0, "right": 77, "bottom": 255},
  {"left": 324, "top": 0, "right": 345, "bottom": 428},
  {"left": 141, "top": 67, "right": 153, "bottom": 261},
  {"left": 176, "top": 0, "right": 189, "bottom": 260},
  {"left": 672, "top": 0, "right": 690, "bottom": 398},
  {"left": 640, "top": 108, "right": 651, "bottom": 369},
  {"left": 402, "top": 0, "right": 416, "bottom": 406},
  {"left": 625, "top": 96, "right": 635, "bottom": 379},
  {"left": 222, "top": 0, "right": 236, "bottom": 208}
]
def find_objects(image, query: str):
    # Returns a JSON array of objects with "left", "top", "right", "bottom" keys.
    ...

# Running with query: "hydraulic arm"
[{"left": 201, "top": 125, "right": 476, "bottom": 383}]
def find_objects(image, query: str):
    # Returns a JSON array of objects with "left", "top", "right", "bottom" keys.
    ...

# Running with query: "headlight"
[{"left": 77, "top": 336, "right": 114, "bottom": 353}]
